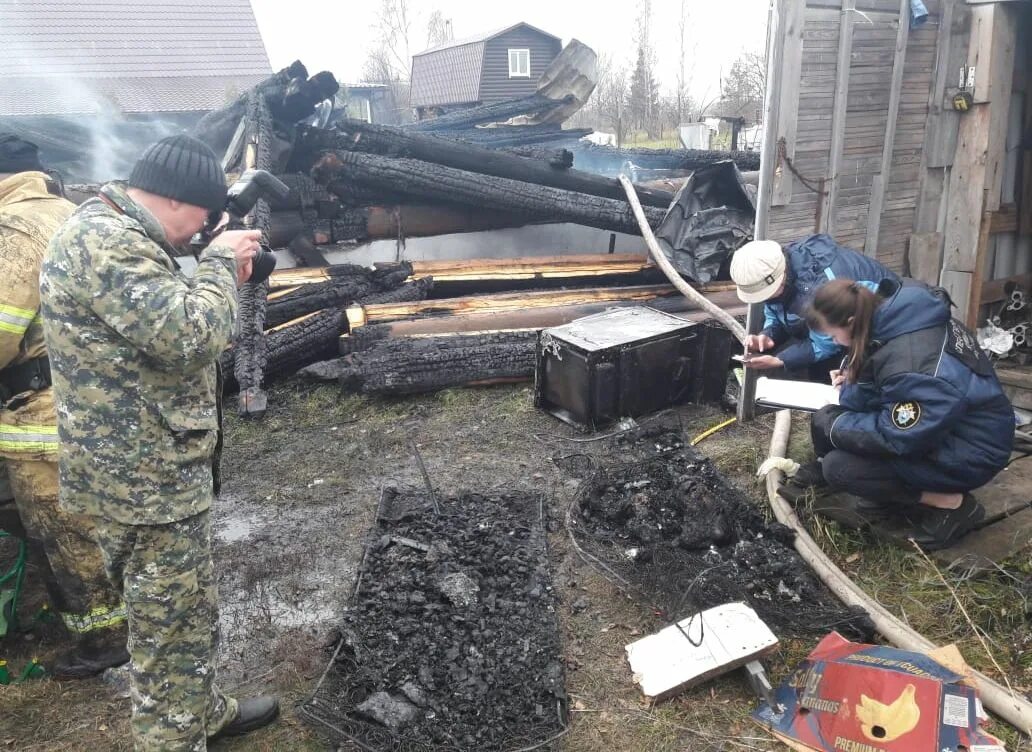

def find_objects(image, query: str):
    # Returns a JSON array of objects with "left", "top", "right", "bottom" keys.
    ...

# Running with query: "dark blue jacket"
[
  {"left": 762, "top": 234, "right": 898, "bottom": 369},
  {"left": 815, "top": 280, "right": 1014, "bottom": 492}
]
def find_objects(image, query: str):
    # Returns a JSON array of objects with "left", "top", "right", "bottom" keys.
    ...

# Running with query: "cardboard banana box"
[{"left": 753, "top": 632, "right": 1005, "bottom": 752}]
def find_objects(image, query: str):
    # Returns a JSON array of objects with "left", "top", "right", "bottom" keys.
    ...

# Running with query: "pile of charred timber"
[
  {"left": 183, "top": 59, "right": 754, "bottom": 414},
  {"left": 250, "top": 254, "right": 745, "bottom": 397}
]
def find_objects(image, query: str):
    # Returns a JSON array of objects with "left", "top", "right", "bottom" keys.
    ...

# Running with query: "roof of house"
[
  {"left": 409, "top": 22, "right": 560, "bottom": 108},
  {"left": 0, "top": 0, "right": 273, "bottom": 117}
]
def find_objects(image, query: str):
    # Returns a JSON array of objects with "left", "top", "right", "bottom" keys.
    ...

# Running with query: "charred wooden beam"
[
  {"left": 312, "top": 152, "right": 666, "bottom": 236},
  {"left": 192, "top": 61, "right": 339, "bottom": 160},
  {"left": 266, "top": 277, "right": 378, "bottom": 328},
  {"left": 344, "top": 284, "right": 683, "bottom": 328},
  {"left": 339, "top": 289, "right": 744, "bottom": 353},
  {"left": 408, "top": 94, "right": 572, "bottom": 131},
  {"left": 301, "top": 331, "right": 539, "bottom": 395},
  {"left": 271, "top": 254, "right": 652, "bottom": 287},
  {"left": 570, "top": 143, "right": 761, "bottom": 173},
  {"left": 500, "top": 146, "right": 573, "bottom": 169},
  {"left": 265, "top": 309, "right": 344, "bottom": 381},
  {"left": 451, "top": 126, "right": 593, "bottom": 148},
  {"left": 306, "top": 121, "right": 673, "bottom": 208}
]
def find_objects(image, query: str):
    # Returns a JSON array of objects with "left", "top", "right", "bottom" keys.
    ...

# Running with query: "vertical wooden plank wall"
[{"left": 766, "top": 0, "right": 942, "bottom": 274}]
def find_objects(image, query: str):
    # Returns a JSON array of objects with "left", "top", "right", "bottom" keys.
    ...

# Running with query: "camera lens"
[{"left": 250, "top": 250, "right": 277, "bottom": 284}]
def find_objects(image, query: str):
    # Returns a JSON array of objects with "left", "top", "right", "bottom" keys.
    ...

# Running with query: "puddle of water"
[{"left": 217, "top": 516, "right": 253, "bottom": 542}]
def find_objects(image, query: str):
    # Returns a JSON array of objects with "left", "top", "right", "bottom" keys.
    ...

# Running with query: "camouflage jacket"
[
  {"left": 40, "top": 182, "right": 238, "bottom": 525},
  {"left": 0, "top": 172, "right": 74, "bottom": 462}
]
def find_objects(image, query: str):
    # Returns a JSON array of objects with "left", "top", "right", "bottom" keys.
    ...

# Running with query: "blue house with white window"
[{"left": 409, "top": 22, "right": 562, "bottom": 119}]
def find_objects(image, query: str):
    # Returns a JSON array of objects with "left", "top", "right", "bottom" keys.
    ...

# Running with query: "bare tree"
[
  {"left": 674, "top": 0, "right": 696, "bottom": 126},
  {"left": 371, "top": 0, "right": 414, "bottom": 81},
  {"left": 425, "top": 10, "right": 453, "bottom": 48},
  {"left": 361, "top": 1, "right": 451, "bottom": 122}
]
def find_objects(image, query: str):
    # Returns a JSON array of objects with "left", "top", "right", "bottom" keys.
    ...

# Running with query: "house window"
[{"left": 508, "top": 49, "right": 530, "bottom": 78}]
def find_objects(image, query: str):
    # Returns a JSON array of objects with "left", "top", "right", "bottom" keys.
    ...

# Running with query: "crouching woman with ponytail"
[{"left": 805, "top": 278, "right": 1014, "bottom": 549}]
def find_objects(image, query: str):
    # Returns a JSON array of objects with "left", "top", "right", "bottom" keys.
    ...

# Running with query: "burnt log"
[
  {"left": 408, "top": 94, "right": 571, "bottom": 132},
  {"left": 301, "top": 332, "right": 538, "bottom": 395},
  {"left": 344, "top": 284, "right": 683, "bottom": 328},
  {"left": 501, "top": 146, "right": 573, "bottom": 169},
  {"left": 338, "top": 289, "right": 744, "bottom": 354},
  {"left": 451, "top": 126, "right": 593, "bottom": 148},
  {"left": 265, "top": 277, "right": 378, "bottom": 328},
  {"left": 358, "top": 277, "right": 434, "bottom": 305},
  {"left": 265, "top": 309, "right": 344, "bottom": 380},
  {"left": 570, "top": 143, "right": 761, "bottom": 173},
  {"left": 312, "top": 152, "right": 666, "bottom": 236},
  {"left": 265, "top": 262, "right": 418, "bottom": 327},
  {"left": 192, "top": 61, "right": 339, "bottom": 159},
  {"left": 306, "top": 121, "right": 673, "bottom": 208}
]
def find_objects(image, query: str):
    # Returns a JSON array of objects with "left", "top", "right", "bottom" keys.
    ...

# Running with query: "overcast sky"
[{"left": 250, "top": 0, "right": 770, "bottom": 106}]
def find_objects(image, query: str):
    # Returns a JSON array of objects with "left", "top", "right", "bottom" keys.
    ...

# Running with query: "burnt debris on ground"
[
  {"left": 563, "top": 425, "right": 874, "bottom": 639},
  {"left": 302, "top": 488, "right": 567, "bottom": 752}
]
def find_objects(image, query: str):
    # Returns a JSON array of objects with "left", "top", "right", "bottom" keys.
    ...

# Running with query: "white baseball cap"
[{"left": 730, "top": 240, "right": 787, "bottom": 303}]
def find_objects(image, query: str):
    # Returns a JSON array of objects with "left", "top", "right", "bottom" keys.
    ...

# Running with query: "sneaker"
[
  {"left": 905, "top": 493, "right": 985, "bottom": 551},
  {"left": 209, "top": 695, "right": 280, "bottom": 740}
]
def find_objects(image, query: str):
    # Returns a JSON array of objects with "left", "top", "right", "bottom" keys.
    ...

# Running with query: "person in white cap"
[{"left": 729, "top": 234, "right": 898, "bottom": 381}]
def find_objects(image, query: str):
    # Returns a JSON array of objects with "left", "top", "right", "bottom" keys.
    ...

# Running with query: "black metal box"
[{"left": 534, "top": 307, "right": 733, "bottom": 428}]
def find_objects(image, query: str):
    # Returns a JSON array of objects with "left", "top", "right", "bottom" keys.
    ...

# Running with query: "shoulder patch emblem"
[{"left": 891, "top": 401, "right": 921, "bottom": 430}]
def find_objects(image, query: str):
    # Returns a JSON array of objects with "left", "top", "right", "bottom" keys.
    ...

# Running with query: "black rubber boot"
[
  {"left": 210, "top": 695, "right": 280, "bottom": 739},
  {"left": 905, "top": 494, "right": 985, "bottom": 551},
  {"left": 51, "top": 625, "right": 130, "bottom": 680}
]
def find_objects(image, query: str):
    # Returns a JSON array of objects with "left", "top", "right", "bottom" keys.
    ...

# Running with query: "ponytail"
[{"left": 806, "top": 279, "right": 881, "bottom": 382}]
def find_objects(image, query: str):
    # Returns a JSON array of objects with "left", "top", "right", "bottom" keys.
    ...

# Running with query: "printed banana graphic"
[{"left": 855, "top": 683, "right": 921, "bottom": 742}]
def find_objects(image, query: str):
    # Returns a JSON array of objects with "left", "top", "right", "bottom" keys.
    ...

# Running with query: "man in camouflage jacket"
[
  {"left": 0, "top": 134, "right": 128, "bottom": 676},
  {"left": 40, "top": 135, "right": 278, "bottom": 750}
]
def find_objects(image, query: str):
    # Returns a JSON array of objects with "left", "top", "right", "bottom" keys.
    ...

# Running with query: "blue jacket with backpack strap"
[
  {"left": 813, "top": 280, "right": 1014, "bottom": 492},
  {"left": 761, "top": 234, "right": 898, "bottom": 370}
]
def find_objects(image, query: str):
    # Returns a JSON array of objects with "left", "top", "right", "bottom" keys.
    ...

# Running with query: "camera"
[{"left": 193, "top": 169, "right": 292, "bottom": 284}]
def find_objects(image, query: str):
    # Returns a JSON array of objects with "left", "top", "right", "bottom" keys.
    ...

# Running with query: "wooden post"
[
  {"left": 940, "top": 2, "right": 1017, "bottom": 324},
  {"left": 863, "top": 0, "right": 911, "bottom": 256},
  {"left": 770, "top": 0, "right": 807, "bottom": 207},
  {"left": 740, "top": 0, "right": 795, "bottom": 422},
  {"left": 822, "top": 0, "right": 856, "bottom": 237}
]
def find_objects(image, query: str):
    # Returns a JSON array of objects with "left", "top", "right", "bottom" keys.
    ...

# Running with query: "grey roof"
[
  {"left": 0, "top": 0, "right": 273, "bottom": 116},
  {"left": 409, "top": 22, "right": 560, "bottom": 108}
]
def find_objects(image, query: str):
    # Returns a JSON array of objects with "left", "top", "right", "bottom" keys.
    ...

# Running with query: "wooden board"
[
  {"left": 931, "top": 456, "right": 1032, "bottom": 569},
  {"left": 781, "top": 456, "right": 1032, "bottom": 571}
]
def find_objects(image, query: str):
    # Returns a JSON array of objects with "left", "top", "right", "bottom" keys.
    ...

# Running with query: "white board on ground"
[{"left": 625, "top": 602, "right": 779, "bottom": 701}]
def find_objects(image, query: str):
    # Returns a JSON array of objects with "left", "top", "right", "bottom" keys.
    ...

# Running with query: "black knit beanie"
[
  {"left": 128, "top": 135, "right": 227, "bottom": 212},
  {"left": 0, "top": 134, "right": 44, "bottom": 173}
]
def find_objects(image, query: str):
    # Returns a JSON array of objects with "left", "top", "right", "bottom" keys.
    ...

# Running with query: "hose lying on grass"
[
  {"left": 764, "top": 410, "right": 1032, "bottom": 738},
  {"left": 620, "top": 176, "right": 1032, "bottom": 738}
]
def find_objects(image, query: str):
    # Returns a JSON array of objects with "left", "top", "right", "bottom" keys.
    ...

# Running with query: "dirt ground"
[{"left": 1, "top": 379, "right": 1029, "bottom": 751}]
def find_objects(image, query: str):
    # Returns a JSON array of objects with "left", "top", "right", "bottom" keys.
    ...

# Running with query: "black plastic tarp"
[{"left": 654, "top": 160, "right": 756, "bottom": 285}]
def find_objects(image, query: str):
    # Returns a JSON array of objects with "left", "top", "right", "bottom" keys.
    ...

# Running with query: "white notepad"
[{"left": 754, "top": 376, "right": 840, "bottom": 412}]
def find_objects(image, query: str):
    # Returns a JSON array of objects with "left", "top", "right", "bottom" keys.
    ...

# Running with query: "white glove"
[{"left": 757, "top": 457, "right": 800, "bottom": 478}]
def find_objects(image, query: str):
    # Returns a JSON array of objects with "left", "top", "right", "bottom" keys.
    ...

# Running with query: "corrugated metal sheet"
[
  {"left": 0, "top": 0, "right": 272, "bottom": 116},
  {"left": 410, "top": 42, "right": 486, "bottom": 107}
]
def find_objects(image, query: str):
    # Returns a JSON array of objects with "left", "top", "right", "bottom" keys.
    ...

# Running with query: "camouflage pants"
[
  {"left": 5, "top": 458, "right": 125, "bottom": 634},
  {"left": 91, "top": 510, "right": 238, "bottom": 751}
]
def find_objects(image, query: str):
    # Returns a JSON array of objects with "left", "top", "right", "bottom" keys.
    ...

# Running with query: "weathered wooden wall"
[{"left": 766, "top": 0, "right": 942, "bottom": 274}]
